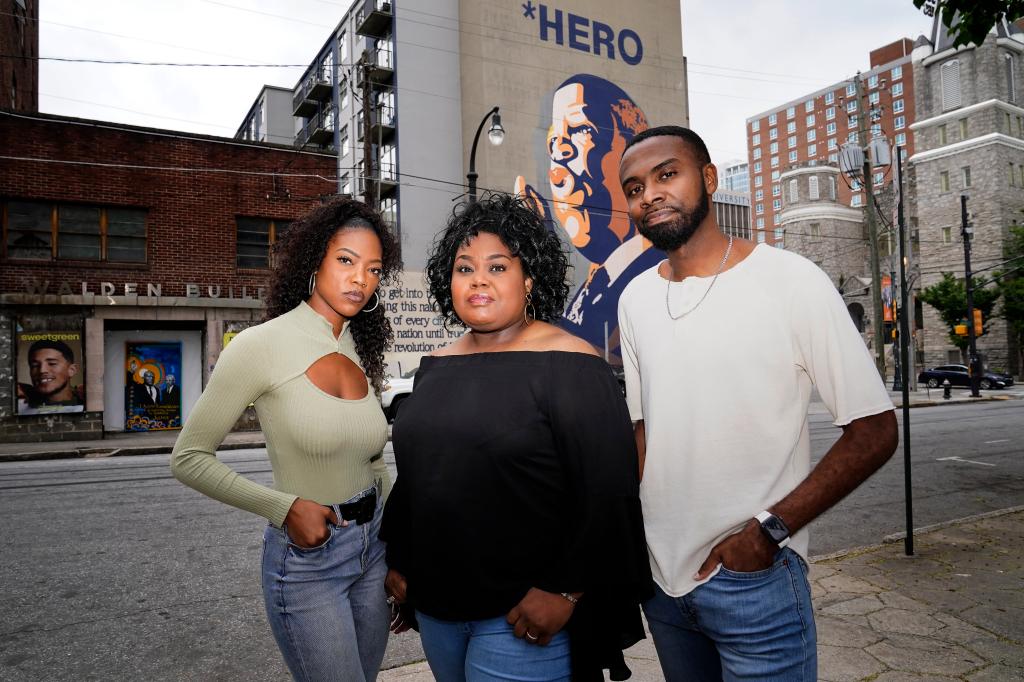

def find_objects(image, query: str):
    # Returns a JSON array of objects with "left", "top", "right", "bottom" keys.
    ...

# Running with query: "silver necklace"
[{"left": 665, "top": 235, "right": 734, "bottom": 320}]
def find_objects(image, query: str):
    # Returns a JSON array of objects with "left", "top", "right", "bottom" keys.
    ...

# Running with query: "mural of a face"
[{"left": 546, "top": 75, "right": 648, "bottom": 264}]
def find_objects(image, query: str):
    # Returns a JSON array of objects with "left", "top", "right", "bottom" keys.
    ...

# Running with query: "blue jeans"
[
  {"left": 261, "top": 486, "right": 390, "bottom": 682},
  {"left": 416, "top": 611, "right": 572, "bottom": 682},
  {"left": 642, "top": 548, "right": 816, "bottom": 681}
]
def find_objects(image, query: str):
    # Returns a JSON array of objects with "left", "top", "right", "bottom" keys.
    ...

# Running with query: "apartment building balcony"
[
  {"left": 363, "top": 46, "right": 394, "bottom": 83},
  {"left": 293, "top": 70, "right": 332, "bottom": 116},
  {"left": 356, "top": 0, "right": 393, "bottom": 38},
  {"left": 378, "top": 161, "right": 398, "bottom": 196},
  {"left": 369, "top": 104, "right": 396, "bottom": 141},
  {"left": 296, "top": 110, "right": 334, "bottom": 147}
]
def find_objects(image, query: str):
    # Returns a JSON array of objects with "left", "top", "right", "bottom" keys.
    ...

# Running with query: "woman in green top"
[{"left": 171, "top": 198, "right": 401, "bottom": 682}]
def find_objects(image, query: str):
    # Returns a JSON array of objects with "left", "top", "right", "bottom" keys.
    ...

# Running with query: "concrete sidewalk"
[
  {"left": 378, "top": 507, "right": 1024, "bottom": 681},
  {"left": 1, "top": 387, "right": 1017, "bottom": 462}
]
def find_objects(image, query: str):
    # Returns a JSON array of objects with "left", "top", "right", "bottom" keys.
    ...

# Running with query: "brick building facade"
[
  {"left": 0, "top": 112, "right": 336, "bottom": 441},
  {"left": 0, "top": 0, "right": 37, "bottom": 112}
]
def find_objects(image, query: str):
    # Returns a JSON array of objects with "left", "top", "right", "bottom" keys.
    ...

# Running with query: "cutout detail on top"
[{"left": 305, "top": 353, "right": 368, "bottom": 400}]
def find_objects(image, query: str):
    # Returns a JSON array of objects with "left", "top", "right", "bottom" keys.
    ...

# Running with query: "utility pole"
[
  {"left": 360, "top": 57, "right": 376, "bottom": 208},
  {"left": 895, "top": 145, "right": 913, "bottom": 556},
  {"left": 855, "top": 71, "right": 887, "bottom": 380},
  {"left": 961, "top": 194, "right": 981, "bottom": 397},
  {"left": 329, "top": 43, "right": 342, "bottom": 196}
]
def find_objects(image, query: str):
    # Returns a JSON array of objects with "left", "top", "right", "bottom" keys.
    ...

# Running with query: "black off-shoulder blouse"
[{"left": 380, "top": 351, "right": 652, "bottom": 681}]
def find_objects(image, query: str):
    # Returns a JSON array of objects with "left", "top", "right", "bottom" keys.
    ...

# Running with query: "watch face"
[{"left": 761, "top": 515, "right": 789, "bottom": 542}]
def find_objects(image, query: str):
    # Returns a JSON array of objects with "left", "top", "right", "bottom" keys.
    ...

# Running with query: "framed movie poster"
[
  {"left": 125, "top": 341, "right": 182, "bottom": 431},
  {"left": 15, "top": 330, "right": 86, "bottom": 415}
]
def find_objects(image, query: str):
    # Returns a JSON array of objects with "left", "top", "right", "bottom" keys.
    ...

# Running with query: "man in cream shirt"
[{"left": 617, "top": 125, "right": 897, "bottom": 681}]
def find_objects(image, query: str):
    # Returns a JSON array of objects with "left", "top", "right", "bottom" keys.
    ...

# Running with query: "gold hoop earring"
[
  {"left": 361, "top": 291, "right": 380, "bottom": 313},
  {"left": 308, "top": 272, "right": 317, "bottom": 296},
  {"left": 524, "top": 291, "right": 536, "bottom": 325}
]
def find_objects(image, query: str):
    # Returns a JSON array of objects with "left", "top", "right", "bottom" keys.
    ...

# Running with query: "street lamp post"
[{"left": 467, "top": 106, "right": 505, "bottom": 203}]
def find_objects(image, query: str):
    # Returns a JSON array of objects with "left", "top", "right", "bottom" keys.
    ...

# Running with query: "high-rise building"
[
  {"left": 910, "top": 13, "right": 1024, "bottom": 372},
  {"left": 746, "top": 39, "right": 917, "bottom": 246},
  {"left": 721, "top": 160, "right": 750, "bottom": 193},
  {"left": 237, "top": 0, "right": 689, "bottom": 369},
  {"left": 0, "top": 0, "right": 38, "bottom": 112}
]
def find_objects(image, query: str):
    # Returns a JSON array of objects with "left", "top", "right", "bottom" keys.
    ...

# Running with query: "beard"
[{"left": 636, "top": 186, "right": 711, "bottom": 252}]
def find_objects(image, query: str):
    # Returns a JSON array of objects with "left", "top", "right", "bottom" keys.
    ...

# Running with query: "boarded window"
[
  {"left": 940, "top": 60, "right": 961, "bottom": 111},
  {"left": 6, "top": 201, "right": 52, "bottom": 260},
  {"left": 3, "top": 201, "right": 146, "bottom": 261},
  {"left": 788, "top": 179, "right": 798, "bottom": 203},
  {"left": 1007, "top": 54, "right": 1016, "bottom": 103},
  {"left": 236, "top": 217, "right": 290, "bottom": 269},
  {"left": 57, "top": 206, "right": 101, "bottom": 261},
  {"left": 107, "top": 209, "right": 148, "bottom": 263},
  {"left": 808, "top": 176, "right": 820, "bottom": 200}
]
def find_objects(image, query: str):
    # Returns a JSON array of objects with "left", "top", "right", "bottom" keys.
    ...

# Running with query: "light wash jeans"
[
  {"left": 416, "top": 611, "right": 572, "bottom": 682},
  {"left": 261, "top": 486, "right": 389, "bottom": 682},
  {"left": 642, "top": 548, "right": 817, "bottom": 681}
]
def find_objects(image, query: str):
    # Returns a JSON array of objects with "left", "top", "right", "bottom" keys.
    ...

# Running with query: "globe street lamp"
[{"left": 467, "top": 106, "right": 504, "bottom": 203}]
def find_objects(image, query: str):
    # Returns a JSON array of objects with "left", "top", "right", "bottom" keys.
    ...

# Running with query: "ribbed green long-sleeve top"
[{"left": 170, "top": 302, "right": 390, "bottom": 528}]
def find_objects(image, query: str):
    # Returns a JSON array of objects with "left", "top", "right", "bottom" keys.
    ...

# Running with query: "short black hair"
[
  {"left": 623, "top": 125, "right": 712, "bottom": 167},
  {"left": 28, "top": 339, "right": 75, "bottom": 363},
  {"left": 426, "top": 194, "right": 570, "bottom": 328}
]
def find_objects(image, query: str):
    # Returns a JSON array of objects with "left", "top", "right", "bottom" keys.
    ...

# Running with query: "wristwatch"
[{"left": 755, "top": 510, "right": 791, "bottom": 548}]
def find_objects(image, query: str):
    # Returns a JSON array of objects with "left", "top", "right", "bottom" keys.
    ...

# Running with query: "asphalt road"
[{"left": 1, "top": 398, "right": 1022, "bottom": 681}]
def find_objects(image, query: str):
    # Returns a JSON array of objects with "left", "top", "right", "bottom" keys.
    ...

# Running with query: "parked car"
[
  {"left": 381, "top": 367, "right": 417, "bottom": 422},
  {"left": 917, "top": 364, "right": 1014, "bottom": 390}
]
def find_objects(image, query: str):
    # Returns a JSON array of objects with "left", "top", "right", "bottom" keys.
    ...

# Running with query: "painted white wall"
[
  {"left": 102, "top": 330, "right": 203, "bottom": 431},
  {"left": 394, "top": 0, "right": 465, "bottom": 270}
]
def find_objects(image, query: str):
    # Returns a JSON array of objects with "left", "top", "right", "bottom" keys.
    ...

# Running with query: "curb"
[
  {"left": 808, "top": 504, "right": 1024, "bottom": 564},
  {"left": 0, "top": 439, "right": 267, "bottom": 463},
  {"left": 895, "top": 394, "right": 1012, "bottom": 409}
]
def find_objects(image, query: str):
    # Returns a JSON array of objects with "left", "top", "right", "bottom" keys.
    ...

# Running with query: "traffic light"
[{"left": 973, "top": 309, "right": 983, "bottom": 336}]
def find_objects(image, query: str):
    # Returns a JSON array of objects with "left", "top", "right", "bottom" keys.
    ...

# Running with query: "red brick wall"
[
  {"left": 0, "top": 113, "right": 338, "bottom": 295},
  {"left": 0, "top": 0, "right": 39, "bottom": 112},
  {"left": 870, "top": 39, "right": 914, "bottom": 69}
]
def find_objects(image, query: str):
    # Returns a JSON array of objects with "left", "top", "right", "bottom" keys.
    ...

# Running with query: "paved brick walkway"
[{"left": 379, "top": 508, "right": 1024, "bottom": 681}]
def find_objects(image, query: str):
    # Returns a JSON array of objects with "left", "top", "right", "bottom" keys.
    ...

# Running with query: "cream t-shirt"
[{"left": 618, "top": 244, "right": 893, "bottom": 597}]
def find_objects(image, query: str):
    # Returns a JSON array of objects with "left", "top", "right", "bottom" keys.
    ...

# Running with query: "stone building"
[
  {"left": 910, "top": 13, "right": 1024, "bottom": 372},
  {"left": 778, "top": 164, "right": 873, "bottom": 334}
]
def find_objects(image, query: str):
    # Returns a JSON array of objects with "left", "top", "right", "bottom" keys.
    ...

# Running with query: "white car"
[{"left": 381, "top": 368, "right": 417, "bottom": 422}]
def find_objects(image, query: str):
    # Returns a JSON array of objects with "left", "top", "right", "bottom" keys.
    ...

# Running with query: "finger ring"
[
  {"left": 386, "top": 595, "right": 396, "bottom": 605},
  {"left": 525, "top": 631, "right": 538, "bottom": 641}
]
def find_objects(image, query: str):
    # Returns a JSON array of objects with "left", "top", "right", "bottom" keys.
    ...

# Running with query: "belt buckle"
[{"left": 356, "top": 491, "right": 376, "bottom": 524}]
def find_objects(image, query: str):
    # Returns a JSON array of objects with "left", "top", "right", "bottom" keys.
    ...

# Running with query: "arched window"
[
  {"left": 847, "top": 302, "right": 866, "bottom": 333},
  {"left": 940, "top": 59, "right": 961, "bottom": 111}
]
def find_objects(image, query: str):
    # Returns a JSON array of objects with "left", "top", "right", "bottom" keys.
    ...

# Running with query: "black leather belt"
[{"left": 326, "top": 489, "right": 377, "bottom": 525}]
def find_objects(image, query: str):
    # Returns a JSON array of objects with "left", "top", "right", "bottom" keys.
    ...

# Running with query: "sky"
[{"left": 34, "top": 0, "right": 934, "bottom": 167}]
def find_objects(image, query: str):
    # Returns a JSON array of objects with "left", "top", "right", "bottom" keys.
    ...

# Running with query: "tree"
[
  {"left": 919, "top": 272, "right": 1001, "bottom": 361},
  {"left": 995, "top": 224, "right": 1024, "bottom": 373},
  {"left": 913, "top": 0, "right": 1024, "bottom": 47}
]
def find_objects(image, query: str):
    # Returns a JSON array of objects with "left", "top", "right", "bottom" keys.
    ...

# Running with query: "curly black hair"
[
  {"left": 426, "top": 193, "right": 570, "bottom": 328},
  {"left": 265, "top": 197, "right": 401, "bottom": 394}
]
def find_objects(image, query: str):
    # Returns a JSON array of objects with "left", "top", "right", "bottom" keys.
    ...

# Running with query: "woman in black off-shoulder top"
[{"left": 380, "top": 194, "right": 652, "bottom": 682}]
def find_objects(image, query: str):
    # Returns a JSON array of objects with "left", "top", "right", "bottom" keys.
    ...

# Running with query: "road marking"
[
  {"left": 936, "top": 456, "right": 996, "bottom": 467},
  {"left": 984, "top": 439, "right": 1010, "bottom": 444}
]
